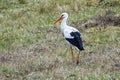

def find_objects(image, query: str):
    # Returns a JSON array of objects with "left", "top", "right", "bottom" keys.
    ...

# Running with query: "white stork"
[{"left": 54, "top": 13, "right": 84, "bottom": 65}]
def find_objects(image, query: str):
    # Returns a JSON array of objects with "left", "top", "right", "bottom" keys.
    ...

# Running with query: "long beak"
[{"left": 54, "top": 16, "right": 62, "bottom": 24}]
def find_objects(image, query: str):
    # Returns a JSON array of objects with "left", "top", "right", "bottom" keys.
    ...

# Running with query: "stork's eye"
[{"left": 61, "top": 15, "right": 64, "bottom": 17}]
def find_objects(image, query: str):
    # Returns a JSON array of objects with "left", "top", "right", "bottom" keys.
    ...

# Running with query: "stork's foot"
[
  {"left": 76, "top": 60, "right": 79, "bottom": 65},
  {"left": 76, "top": 52, "right": 80, "bottom": 65}
]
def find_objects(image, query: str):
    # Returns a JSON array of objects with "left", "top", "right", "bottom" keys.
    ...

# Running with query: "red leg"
[
  {"left": 76, "top": 51, "right": 80, "bottom": 65},
  {"left": 70, "top": 46, "right": 74, "bottom": 65}
]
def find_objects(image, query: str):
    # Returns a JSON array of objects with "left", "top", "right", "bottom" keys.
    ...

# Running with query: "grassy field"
[{"left": 0, "top": 0, "right": 120, "bottom": 80}]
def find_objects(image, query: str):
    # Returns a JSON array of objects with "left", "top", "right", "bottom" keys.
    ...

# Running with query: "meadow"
[{"left": 0, "top": 0, "right": 120, "bottom": 80}]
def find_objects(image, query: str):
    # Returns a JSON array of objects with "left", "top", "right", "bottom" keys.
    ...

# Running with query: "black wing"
[{"left": 65, "top": 32, "right": 84, "bottom": 50}]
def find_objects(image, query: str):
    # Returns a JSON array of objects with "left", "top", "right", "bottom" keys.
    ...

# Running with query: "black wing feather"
[{"left": 65, "top": 32, "right": 84, "bottom": 50}]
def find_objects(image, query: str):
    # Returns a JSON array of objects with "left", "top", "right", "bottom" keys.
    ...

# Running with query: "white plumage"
[{"left": 63, "top": 26, "right": 79, "bottom": 39}]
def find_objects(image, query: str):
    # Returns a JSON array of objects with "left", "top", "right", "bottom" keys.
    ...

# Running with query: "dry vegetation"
[{"left": 0, "top": 0, "right": 120, "bottom": 80}]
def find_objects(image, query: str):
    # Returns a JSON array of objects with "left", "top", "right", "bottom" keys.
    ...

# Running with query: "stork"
[{"left": 54, "top": 13, "right": 84, "bottom": 65}]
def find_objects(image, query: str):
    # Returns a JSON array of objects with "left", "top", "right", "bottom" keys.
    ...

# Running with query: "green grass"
[{"left": 0, "top": 0, "right": 120, "bottom": 80}]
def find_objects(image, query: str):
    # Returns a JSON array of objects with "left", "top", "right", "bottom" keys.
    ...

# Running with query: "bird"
[{"left": 54, "top": 13, "right": 84, "bottom": 65}]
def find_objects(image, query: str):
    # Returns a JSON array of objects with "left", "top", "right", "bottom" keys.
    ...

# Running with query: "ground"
[{"left": 0, "top": 0, "right": 120, "bottom": 80}]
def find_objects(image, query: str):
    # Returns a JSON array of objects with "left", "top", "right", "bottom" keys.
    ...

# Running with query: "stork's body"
[{"left": 54, "top": 13, "right": 84, "bottom": 65}]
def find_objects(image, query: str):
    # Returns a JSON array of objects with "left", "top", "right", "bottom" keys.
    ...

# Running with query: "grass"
[{"left": 0, "top": 0, "right": 120, "bottom": 80}]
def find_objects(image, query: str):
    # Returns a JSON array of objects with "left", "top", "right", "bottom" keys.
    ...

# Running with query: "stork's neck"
[{"left": 61, "top": 17, "right": 68, "bottom": 28}]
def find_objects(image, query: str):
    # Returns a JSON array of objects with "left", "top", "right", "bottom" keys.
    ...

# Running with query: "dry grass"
[
  {"left": 0, "top": 27, "right": 120, "bottom": 80},
  {"left": 0, "top": 0, "right": 120, "bottom": 80}
]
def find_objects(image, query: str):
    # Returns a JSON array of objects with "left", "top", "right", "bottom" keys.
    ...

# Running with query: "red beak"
[{"left": 54, "top": 16, "right": 62, "bottom": 24}]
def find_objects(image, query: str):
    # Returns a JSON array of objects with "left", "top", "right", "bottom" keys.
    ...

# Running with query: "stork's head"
[{"left": 54, "top": 13, "right": 68, "bottom": 24}]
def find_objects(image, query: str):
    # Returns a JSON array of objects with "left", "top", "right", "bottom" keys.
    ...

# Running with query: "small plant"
[{"left": 18, "top": 0, "right": 26, "bottom": 4}]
